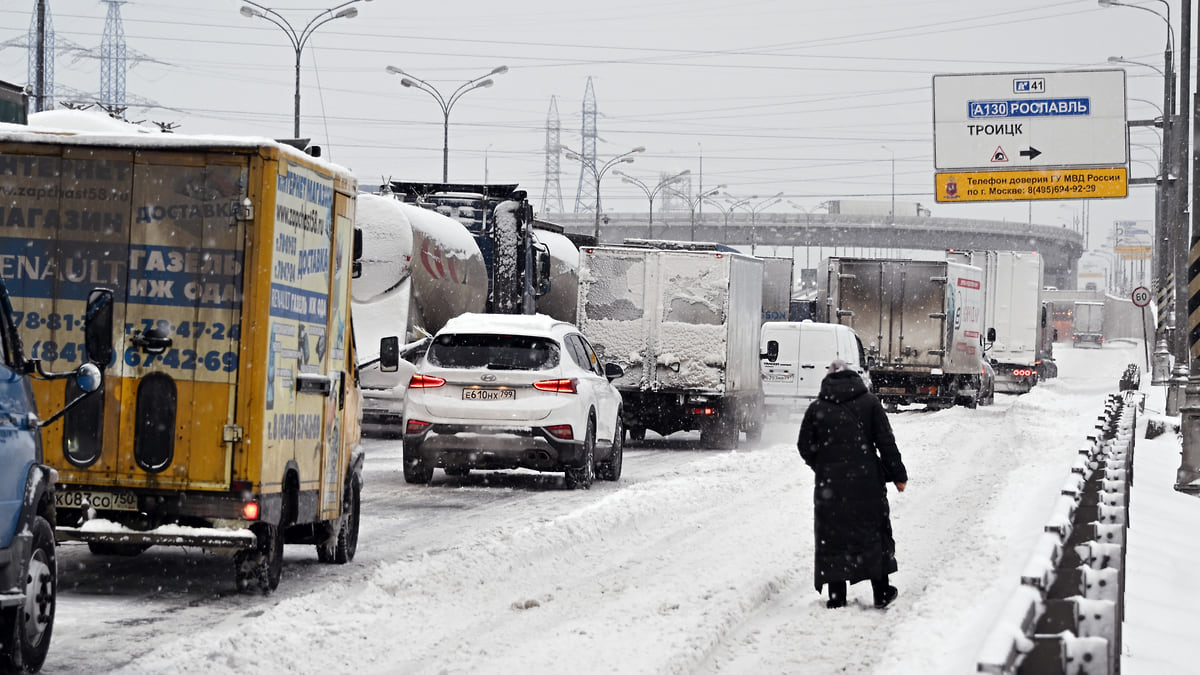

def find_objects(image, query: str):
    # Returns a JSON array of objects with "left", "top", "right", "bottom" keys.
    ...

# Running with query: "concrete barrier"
[{"left": 977, "top": 390, "right": 1138, "bottom": 674}]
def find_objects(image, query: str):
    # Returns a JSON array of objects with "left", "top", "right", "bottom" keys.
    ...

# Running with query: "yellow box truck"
[{"left": 0, "top": 120, "right": 363, "bottom": 592}]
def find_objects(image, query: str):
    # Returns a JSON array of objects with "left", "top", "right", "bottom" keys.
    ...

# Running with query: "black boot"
[
  {"left": 872, "top": 576, "right": 898, "bottom": 609},
  {"left": 826, "top": 581, "right": 847, "bottom": 609}
]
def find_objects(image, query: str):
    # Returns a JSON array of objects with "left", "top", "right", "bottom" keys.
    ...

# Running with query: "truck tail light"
[
  {"left": 545, "top": 424, "right": 574, "bottom": 440},
  {"left": 534, "top": 378, "right": 577, "bottom": 393},
  {"left": 242, "top": 501, "right": 260, "bottom": 520},
  {"left": 409, "top": 374, "right": 446, "bottom": 388},
  {"left": 688, "top": 407, "right": 717, "bottom": 416},
  {"left": 406, "top": 419, "right": 432, "bottom": 435}
]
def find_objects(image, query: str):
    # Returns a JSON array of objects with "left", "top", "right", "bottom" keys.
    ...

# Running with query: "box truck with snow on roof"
[
  {"left": 820, "top": 257, "right": 991, "bottom": 409},
  {"left": 0, "top": 115, "right": 366, "bottom": 593},
  {"left": 576, "top": 241, "right": 764, "bottom": 448}
]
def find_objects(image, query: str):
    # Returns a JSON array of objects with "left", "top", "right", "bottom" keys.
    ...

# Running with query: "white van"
[{"left": 759, "top": 321, "right": 872, "bottom": 419}]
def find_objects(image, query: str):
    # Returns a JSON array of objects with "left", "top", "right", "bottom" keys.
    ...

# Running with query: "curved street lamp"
[
  {"left": 614, "top": 169, "right": 691, "bottom": 238},
  {"left": 669, "top": 184, "right": 725, "bottom": 241},
  {"left": 744, "top": 192, "right": 784, "bottom": 255},
  {"left": 240, "top": 0, "right": 369, "bottom": 139},
  {"left": 724, "top": 194, "right": 757, "bottom": 246},
  {"left": 385, "top": 65, "right": 508, "bottom": 183},
  {"left": 703, "top": 197, "right": 734, "bottom": 241},
  {"left": 561, "top": 146, "right": 645, "bottom": 240}
]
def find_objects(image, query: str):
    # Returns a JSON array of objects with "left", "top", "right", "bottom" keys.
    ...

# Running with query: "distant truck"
[
  {"left": 820, "top": 257, "right": 990, "bottom": 409},
  {"left": 947, "top": 250, "right": 1047, "bottom": 394},
  {"left": 1073, "top": 301, "right": 1105, "bottom": 348},
  {"left": 0, "top": 281, "right": 111, "bottom": 673},
  {"left": 825, "top": 199, "right": 928, "bottom": 217},
  {"left": 576, "top": 241, "right": 765, "bottom": 448},
  {"left": 0, "top": 119, "right": 367, "bottom": 593},
  {"left": 760, "top": 257, "right": 794, "bottom": 323}
]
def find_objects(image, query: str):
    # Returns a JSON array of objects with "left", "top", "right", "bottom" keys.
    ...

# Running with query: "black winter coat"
[{"left": 797, "top": 369, "right": 908, "bottom": 592}]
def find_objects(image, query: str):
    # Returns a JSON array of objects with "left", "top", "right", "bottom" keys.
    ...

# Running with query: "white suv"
[{"left": 391, "top": 313, "right": 624, "bottom": 489}]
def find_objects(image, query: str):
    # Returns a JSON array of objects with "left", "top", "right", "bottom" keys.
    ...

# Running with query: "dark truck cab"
[{"left": 0, "top": 283, "right": 112, "bottom": 673}]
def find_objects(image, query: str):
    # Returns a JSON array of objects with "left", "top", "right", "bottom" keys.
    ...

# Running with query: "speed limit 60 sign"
[{"left": 1132, "top": 286, "right": 1151, "bottom": 307}]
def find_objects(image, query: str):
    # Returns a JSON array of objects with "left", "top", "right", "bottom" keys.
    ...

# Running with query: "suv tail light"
[
  {"left": 534, "top": 378, "right": 577, "bottom": 393},
  {"left": 406, "top": 419, "right": 432, "bottom": 434},
  {"left": 409, "top": 374, "right": 446, "bottom": 388}
]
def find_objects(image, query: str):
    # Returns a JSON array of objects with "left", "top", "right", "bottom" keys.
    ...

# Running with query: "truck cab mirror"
[
  {"left": 604, "top": 362, "right": 624, "bottom": 382},
  {"left": 761, "top": 340, "right": 779, "bottom": 362},
  {"left": 84, "top": 288, "right": 114, "bottom": 367},
  {"left": 536, "top": 246, "right": 552, "bottom": 297},
  {"left": 379, "top": 336, "right": 400, "bottom": 372},
  {"left": 352, "top": 228, "right": 363, "bottom": 279},
  {"left": 986, "top": 327, "right": 997, "bottom": 343}
]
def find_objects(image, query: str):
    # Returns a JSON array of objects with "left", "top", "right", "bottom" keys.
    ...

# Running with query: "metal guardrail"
[{"left": 977, "top": 386, "right": 1138, "bottom": 674}]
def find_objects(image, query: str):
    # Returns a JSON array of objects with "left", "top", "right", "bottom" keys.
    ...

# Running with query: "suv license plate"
[
  {"left": 463, "top": 388, "right": 515, "bottom": 401},
  {"left": 56, "top": 489, "right": 139, "bottom": 512}
]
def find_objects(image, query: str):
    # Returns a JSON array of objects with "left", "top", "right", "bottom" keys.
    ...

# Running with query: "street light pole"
[
  {"left": 881, "top": 145, "right": 895, "bottom": 224},
  {"left": 240, "top": 0, "right": 369, "bottom": 139},
  {"left": 615, "top": 169, "right": 691, "bottom": 239},
  {"left": 670, "top": 184, "right": 724, "bottom": 241},
  {"left": 703, "top": 197, "right": 734, "bottom": 242},
  {"left": 724, "top": 194, "right": 757, "bottom": 252},
  {"left": 745, "top": 192, "right": 784, "bottom": 255},
  {"left": 562, "top": 146, "right": 646, "bottom": 241},
  {"left": 385, "top": 65, "right": 508, "bottom": 183}
]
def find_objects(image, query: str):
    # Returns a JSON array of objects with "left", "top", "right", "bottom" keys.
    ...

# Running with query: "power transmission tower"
[
  {"left": 27, "top": 0, "right": 55, "bottom": 112},
  {"left": 99, "top": 0, "right": 127, "bottom": 118},
  {"left": 573, "top": 77, "right": 598, "bottom": 214},
  {"left": 540, "top": 96, "right": 564, "bottom": 216}
]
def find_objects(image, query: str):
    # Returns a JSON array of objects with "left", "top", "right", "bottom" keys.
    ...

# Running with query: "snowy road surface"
[{"left": 46, "top": 341, "right": 1144, "bottom": 674}]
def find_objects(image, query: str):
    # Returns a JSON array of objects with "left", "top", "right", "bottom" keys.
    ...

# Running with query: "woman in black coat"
[{"left": 797, "top": 360, "right": 908, "bottom": 609}]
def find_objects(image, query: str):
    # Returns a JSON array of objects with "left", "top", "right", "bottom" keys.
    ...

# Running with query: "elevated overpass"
[{"left": 548, "top": 211, "right": 1085, "bottom": 289}]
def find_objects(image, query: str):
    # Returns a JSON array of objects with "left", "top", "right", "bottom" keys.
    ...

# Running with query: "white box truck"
[
  {"left": 820, "top": 257, "right": 991, "bottom": 409},
  {"left": 1073, "top": 301, "right": 1105, "bottom": 348},
  {"left": 947, "top": 250, "right": 1046, "bottom": 394},
  {"left": 577, "top": 242, "right": 764, "bottom": 448}
]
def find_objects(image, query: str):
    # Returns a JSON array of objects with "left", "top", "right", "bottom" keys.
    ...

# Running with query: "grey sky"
[{"left": 0, "top": 0, "right": 1171, "bottom": 242}]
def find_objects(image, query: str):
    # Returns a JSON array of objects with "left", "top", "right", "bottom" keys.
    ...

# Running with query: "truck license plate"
[
  {"left": 878, "top": 387, "right": 907, "bottom": 395},
  {"left": 463, "top": 388, "right": 515, "bottom": 401},
  {"left": 55, "top": 489, "right": 139, "bottom": 512}
]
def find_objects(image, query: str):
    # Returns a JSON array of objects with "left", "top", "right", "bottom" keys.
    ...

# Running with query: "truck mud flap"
[{"left": 56, "top": 526, "right": 257, "bottom": 551}]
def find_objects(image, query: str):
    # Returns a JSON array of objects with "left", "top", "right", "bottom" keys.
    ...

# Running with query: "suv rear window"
[{"left": 427, "top": 333, "right": 560, "bottom": 371}]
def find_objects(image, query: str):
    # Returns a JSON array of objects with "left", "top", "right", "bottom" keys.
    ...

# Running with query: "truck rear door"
[{"left": 90, "top": 154, "right": 246, "bottom": 489}]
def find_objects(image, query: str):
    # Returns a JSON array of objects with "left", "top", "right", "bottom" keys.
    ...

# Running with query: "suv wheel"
[
  {"left": 565, "top": 419, "right": 595, "bottom": 489},
  {"left": 403, "top": 441, "right": 434, "bottom": 484},
  {"left": 598, "top": 416, "right": 623, "bottom": 481}
]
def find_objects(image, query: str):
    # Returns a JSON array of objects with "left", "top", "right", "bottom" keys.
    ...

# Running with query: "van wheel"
[
  {"left": 236, "top": 523, "right": 283, "bottom": 594},
  {"left": 0, "top": 516, "right": 55, "bottom": 673},
  {"left": 317, "top": 478, "right": 360, "bottom": 564}
]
